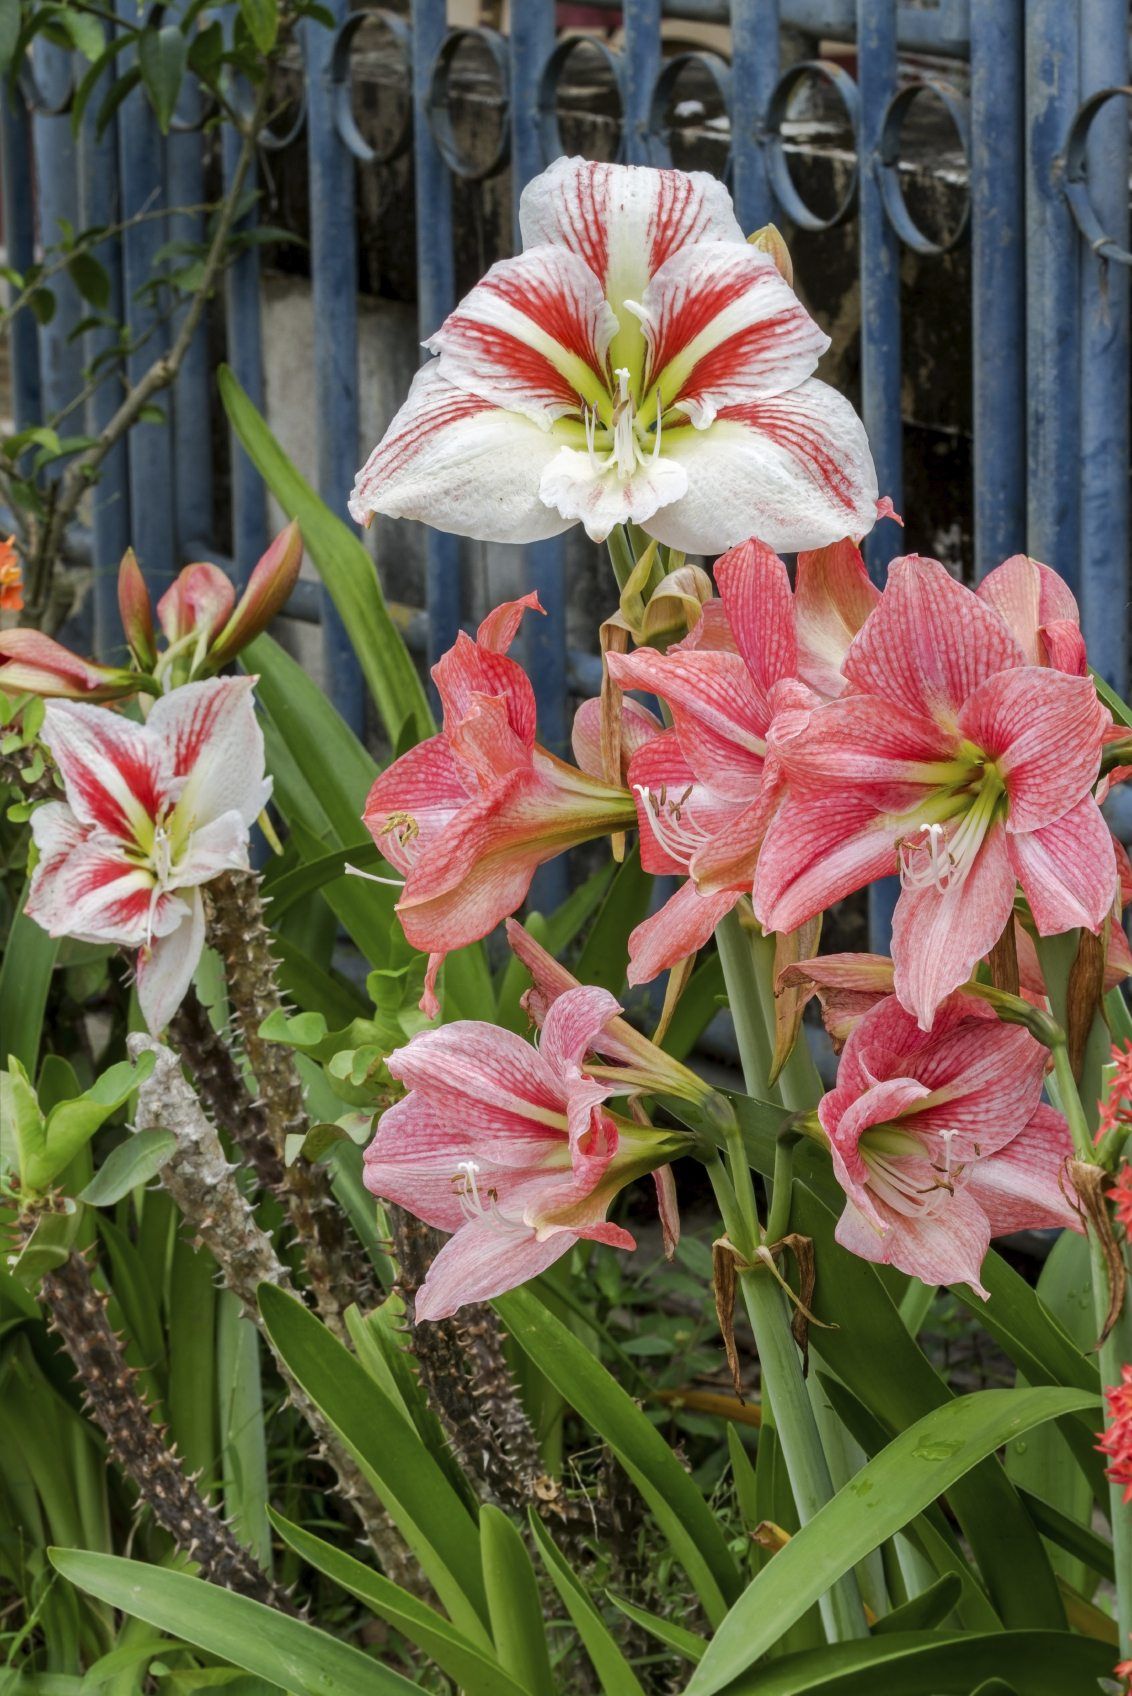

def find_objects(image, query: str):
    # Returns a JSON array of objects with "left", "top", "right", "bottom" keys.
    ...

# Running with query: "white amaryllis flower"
[
  {"left": 350, "top": 157, "right": 877, "bottom": 552},
  {"left": 25, "top": 677, "right": 270, "bottom": 1033}
]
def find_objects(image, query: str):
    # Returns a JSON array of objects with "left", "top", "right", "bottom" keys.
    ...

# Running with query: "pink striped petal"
[
  {"left": 540, "top": 984, "right": 624, "bottom": 1081},
  {"left": 635, "top": 242, "right": 828, "bottom": 426},
  {"left": 608, "top": 647, "right": 768, "bottom": 796},
  {"left": 713, "top": 540, "right": 798, "bottom": 696},
  {"left": 1040, "top": 619, "right": 1088, "bottom": 676},
  {"left": 627, "top": 876, "right": 741, "bottom": 985},
  {"left": 385, "top": 1019, "right": 566, "bottom": 1155},
  {"left": 571, "top": 694, "right": 662, "bottom": 783},
  {"left": 427, "top": 246, "right": 618, "bottom": 424},
  {"left": 435, "top": 626, "right": 539, "bottom": 747},
  {"left": 965, "top": 1103, "right": 1079, "bottom": 1237},
  {"left": 476, "top": 590, "right": 543, "bottom": 655},
  {"left": 415, "top": 1219, "right": 575, "bottom": 1320},
  {"left": 770, "top": 693, "right": 956, "bottom": 790},
  {"left": 135, "top": 890, "right": 205, "bottom": 1034},
  {"left": 1008, "top": 795, "right": 1118, "bottom": 935},
  {"left": 844, "top": 555, "right": 1025, "bottom": 725},
  {"left": 794, "top": 538, "right": 880, "bottom": 698},
  {"left": 754, "top": 790, "right": 903, "bottom": 934},
  {"left": 891, "top": 820, "right": 1016, "bottom": 1028},
  {"left": 364, "top": 734, "right": 472, "bottom": 874},
  {"left": 648, "top": 379, "right": 878, "bottom": 554},
  {"left": 39, "top": 701, "right": 167, "bottom": 842},
  {"left": 349, "top": 364, "right": 572, "bottom": 544},
  {"left": 975, "top": 553, "right": 1080, "bottom": 666},
  {"left": 518, "top": 156, "right": 745, "bottom": 303},
  {"left": 148, "top": 677, "right": 270, "bottom": 831},
  {"left": 156, "top": 562, "right": 235, "bottom": 645},
  {"left": 823, "top": 1074, "right": 933, "bottom": 1225},
  {"left": 835, "top": 1187, "right": 992, "bottom": 1298},
  {"left": 959, "top": 666, "right": 1106, "bottom": 833},
  {"left": 448, "top": 693, "right": 532, "bottom": 785}
]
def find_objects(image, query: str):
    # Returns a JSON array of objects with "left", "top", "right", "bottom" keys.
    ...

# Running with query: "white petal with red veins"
[
  {"left": 40, "top": 701, "right": 167, "bottom": 842},
  {"left": 539, "top": 443, "right": 688, "bottom": 542},
  {"left": 135, "top": 888, "right": 206, "bottom": 1034},
  {"left": 148, "top": 676, "right": 270, "bottom": 831},
  {"left": 350, "top": 364, "right": 573, "bottom": 543},
  {"left": 647, "top": 379, "right": 879, "bottom": 554},
  {"left": 427, "top": 246, "right": 617, "bottom": 424}
]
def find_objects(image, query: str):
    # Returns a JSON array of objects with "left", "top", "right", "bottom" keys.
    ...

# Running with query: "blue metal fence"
[{"left": 3, "top": 0, "right": 1131, "bottom": 743}]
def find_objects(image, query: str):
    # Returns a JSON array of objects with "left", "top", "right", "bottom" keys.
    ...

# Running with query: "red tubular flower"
[
  {"left": 363, "top": 593, "right": 638, "bottom": 1015},
  {"left": 818, "top": 992, "right": 1081, "bottom": 1294},
  {"left": 756, "top": 554, "right": 1116, "bottom": 1029},
  {"left": 1099, "top": 1365, "right": 1132, "bottom": 1504},
  {"left": 0, "top": 535, "right": 23, "bottom": 612}
]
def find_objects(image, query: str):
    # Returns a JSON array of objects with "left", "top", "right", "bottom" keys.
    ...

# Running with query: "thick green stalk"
[
  {"left": 1050, "top": 1038, "right": 1132, "bottom": 1643},
  {"left": 712, "top": 915, "right": 867, "bottom": 1645}
]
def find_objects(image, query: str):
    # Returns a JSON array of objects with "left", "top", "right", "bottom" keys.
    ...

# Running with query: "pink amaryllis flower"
[
  {"left": 350, "top": 157, "right": 877, "bottom": 552},
  {"left": 604, "top": 536, "right": 877, "bottom": 982},
  {"left": 25, "top": 678, "right": 270, "bottom": 1033},
  {"left": 363, "top": 985, "right": 690, "bottom": 1319},
  {"left": 818, "top": 993, "right": 1081, "bottom": 1294},
  {"left": 756, "top": 554, "right": 1117, "bottom": 1028},
  {"left": 363, "top": 593, "right": 637, "bottom": 1016}
]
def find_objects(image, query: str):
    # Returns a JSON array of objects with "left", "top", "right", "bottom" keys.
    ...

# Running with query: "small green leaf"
[
  {"left": 0, "top": 0, "right": 19, "bottom": 73},
  {"left": 237, "top": 0, "right": 278, "bottom": 52},
  {"left": 54, "top": 7, "right": 104, "bottom": 59},
  {"left": 28, "top": 287, "right": 56, "bottom": 325},
  {"left": 138, "top": 24, "right": 186, "bottom": 132},
  {"left": 78, "top": 1127, "right": 177, "bottom": 1206}
]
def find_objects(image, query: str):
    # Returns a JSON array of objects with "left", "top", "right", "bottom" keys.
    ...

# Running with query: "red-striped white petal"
[
  {"left": 148, "top": 677, "right": 270, "bottom": 832},
  {"left": 646, "top": 379, "right": 878, "bottom": 554},
  {"left": 538, "top": 444, "right": 688, "bottom": 544},
  {"left": 40, "top": 701, "right": 167, "bottom": 842},
  {"left": 843, "top": 555, "right": 1025, "bottom": 726},
  {"left": 427, "top": 246, "right": 617, "bottom": 424},
  {"left": 350, "top": 364, "right": 573, "bottom": 544},
  {"left": 135, "top": 889, "right": 206, "bottom": 1034},
  {"left": 519, "top": 156, "right": 745, "bottom": 305},
  {"left": 26, "top": 804, "right": 156, "bottom": 946},
  {"left": 634, "top": 243, "right": 829, "bottom": 425}
]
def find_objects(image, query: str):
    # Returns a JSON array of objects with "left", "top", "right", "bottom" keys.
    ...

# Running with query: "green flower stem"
[
  {"left": 1050, "top": 1037, "right": 1132, "bottom": 1646},
  {"left": 607, "top": 527, "right": 638, "bottom": 592},
  {"left": 713, "top": 913, "right": 867, "bottom": 1645}
]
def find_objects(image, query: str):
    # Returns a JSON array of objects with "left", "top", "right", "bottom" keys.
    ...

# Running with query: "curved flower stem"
[
  {"left": 712, "top": 913, "right": 867, "bottom": 1644},
  {"left": 1051, "top": 1037, "right": 1132, "bottom": 1647}
]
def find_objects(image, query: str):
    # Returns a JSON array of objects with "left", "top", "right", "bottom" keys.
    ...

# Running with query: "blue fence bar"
[
  {"left": 167, "top": 85, "right": 215, "bottom": 571},
  {"left": 80, "top": 97, "right": 130, "bottom": 658},
  {"left": 1024, "top": 0, "right": 1080, "bottom": 586},
  {"left": 31, "top": 48, "right": 84, "bottom": 436},
  {"left": 622, "top": 0, "right": 663, "bottom": 166},
  {"left": 969, "top": 0, "right": 1026, "bottom": 576},
  {"left": 1076, "top": 4, "right": 1129, "bottom": 691},
  {"left": 411, "top": 0, "right": 460, "bottom": 681},
  {"left": 0, "top": 89, "right": 40, "bottom": 433},
  {"left": 116, "top": 3, "right": 175, "bottom": 589},
  {"left": 730, "top": 0, "right": 778, "bottom": 233},
  {"left": 306, "top": 1, "right": 365, "bottom": 734},
  {"left": 222, "top": 124, "right": 269, "bottom": 583}
]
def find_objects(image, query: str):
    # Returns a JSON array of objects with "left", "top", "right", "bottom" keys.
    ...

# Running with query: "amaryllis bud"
[
  {"left": 157, "top": 562, "right": 236, "bottom": 646},
  {"left": 117, "top": 548, "right": 156, "bottom": 667},
  {"left": 748, "top": 221, "right": 794, "bottom": 286},
  {"left": 209, "top": 520, "right": 302, "bottom": 668},
  {"left": 0, "top": 629, "right": 137, "bottom": 700}
]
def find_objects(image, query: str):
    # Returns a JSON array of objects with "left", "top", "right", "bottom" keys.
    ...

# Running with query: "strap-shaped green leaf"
[
  {"left": 687, "top": 1387, "right": 1098, "bottom": 1696},
  {"left": 48, "top": 1551, "right": 418, "bottom": 1696},
  {"left": 258, "top": 1282, "right": 490, "bottom": 1642},
  {"left": 271, "top": 1510, "right": 526, "bottom": 1696},
  {"left": 528, "top": 1513, "right": 646, "bottom": 1696},
  {"left": 480, "top": 1506, "right": 554, "bottom": 1696},
  {"left": 494, "top": 1287, "right": 741, "bottom": 1626}
]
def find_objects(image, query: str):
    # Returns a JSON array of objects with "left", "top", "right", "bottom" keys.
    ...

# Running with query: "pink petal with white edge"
[
  {"left": 627, "top": 877, "right": 740, "bottom": 985},
  {"left": 975, "top": 554, "right": 1079, "bottom": 665},
  {"left": 959, "top": 666, "right": 1106, "bottom": 833},
  {"left": 415, "top": 1219, "right": 576, "bottom": 1320},
  {"left": 965, "top": 1103, "right": 1080, "bottom": 1237},
  {"left": 793, "top": 538, "right": 880, "bottom": 699},
  {"left": 135, "top": 888, "right": 206, "bottom": 1034},
  {"left": 635, "top": 242, "right": 828, "bottom": 426},
  {"left": 349, "top": 364, "right": 572, "bottom": 544},
  {"left": 835, "top": 1186, "right": 992, "bottom": 1297},
  {"left": 571, "top": 694, "right": 662, "bottom": 783},
  {"left": 40, "top": 701, "right": 166, "bottom": 841},
  {"left": 148, "top": 677, "right": 270, "bottom": 831},
  {"left": 648, "top": 379, "right": 878, "bottom": 555},
  {"left": 1008, "top": 794, "right": 1118, "bottom": 934},
  {"left": 891, "top": 820, "right": 1016, "bottom": 1029},
  {"left": 427, "top": 246, "right": 618, "bottom": 425},
  {"left": 713, "top": 540, "right": 798, "bottom": 697},
  {"left": 518, "top": 156, "right": 745, "bottom": 304},
  {"left": 844, "top": 554, "right": 1025, "bottom": 726}
]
